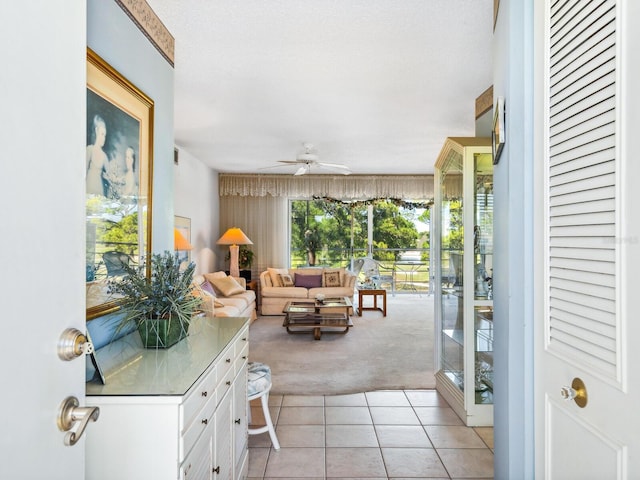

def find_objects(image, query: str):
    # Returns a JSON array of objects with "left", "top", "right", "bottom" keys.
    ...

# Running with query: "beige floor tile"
[
  {"left": 325, "top": 406, "right": 373, "bottom": 424},
  {"left": 275, "top": 424, "right": 325, "bottom": 447},
  {"left": 390, "top": 478, "right": 449, "bottom": 480},
  {"left": 249, "top": 405, "right": 280, "bottom": 427},
  {"left": 473, "top": 427, "right": 494, "bottom": 449},
  {"left": 425, "top": 426, "right": 487, "bottom": 449},
  {"left": 404, "top": 390, "right": 449, "bottom": 407},
  {"left": 375, "top": 425, "right": 433, "bottom": 448},
  {"left": 277, "top": 406, "right": 325, "bottom": 425},
  {"left": 326, "top": 447, "right": 386, "bottom": 477},
  {"left": 381, "top": 447, "right": 448, "bottom": 477},
  {"left": 248, "top": 431, "right": 275, "bottom": 448},
  {"left": 247, "top": 447, "right": 269, "bottom": 477},
  {"left": 365, "top": 390, "right": 411, "bottom": 406},
  {"left": 370, "top": 406, "right": 421, "bottom": 425},
  {"left": 326, "top": 424, "right": 379, "bottom": 447},
  {"left": 414, "top": 406, "right": 464, "bottom": 426},
  {"left": 264, "top": 447, "right": 325, "bottom": 477},
  {"left": 324, "top": 393, "right": 368, "bottom": 406},
  {"left": 437, "top": 448, "right": 494, "bottom": 478},
  {"left": 282, "top": 395, "right": 325, "bottom": 407}
]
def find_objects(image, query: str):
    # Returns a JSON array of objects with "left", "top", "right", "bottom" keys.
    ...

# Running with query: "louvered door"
[{"left": 536, "top": 0, "right": 640, "bottom": 477}]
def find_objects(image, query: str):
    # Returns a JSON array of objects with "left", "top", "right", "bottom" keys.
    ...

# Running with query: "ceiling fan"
[{"left": 264, "top": 143, "right": 351, "bottom": 176}]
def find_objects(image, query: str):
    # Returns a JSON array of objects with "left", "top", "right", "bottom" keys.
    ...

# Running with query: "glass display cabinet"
[{"left": 433, "top": 137, "right": 493, "bottom": 426}]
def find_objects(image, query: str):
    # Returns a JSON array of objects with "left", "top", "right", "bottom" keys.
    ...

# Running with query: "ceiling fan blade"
[
  {"left": 316, "top": 162, "right": 352, "bottom": 175},
  {"left": 277, "top": 160, "right": 301, "bottom": 165},
  {"left": 294, "top": 165, "right": 308, "bottom": 176}
]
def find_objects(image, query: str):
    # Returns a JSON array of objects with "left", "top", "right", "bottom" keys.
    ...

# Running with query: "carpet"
[{"left": 248, "top": 294, "right": 436, "bottom": 395}]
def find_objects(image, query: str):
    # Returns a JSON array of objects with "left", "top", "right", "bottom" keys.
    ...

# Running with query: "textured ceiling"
[{"left": 147, "top": 0, "right": 493, "bottom": 175}]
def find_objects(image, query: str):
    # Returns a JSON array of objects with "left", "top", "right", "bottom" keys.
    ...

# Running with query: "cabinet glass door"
[
  {"left": 439, "top": 154, "right": 464, "bottom": 390},
  {"left": 473, "top": 152, "right": 493, "bottom": 405}
]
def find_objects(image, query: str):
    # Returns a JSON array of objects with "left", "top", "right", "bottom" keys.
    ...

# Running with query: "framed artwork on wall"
[
  {"left": 86, "top": 48, "right": 154, "bottom": 320},
  {"left": 492, "top": 96, "right": 505, "bottom": 165},
  {"left": 175, "top": 215, "right": 192, "bottom": 263}
]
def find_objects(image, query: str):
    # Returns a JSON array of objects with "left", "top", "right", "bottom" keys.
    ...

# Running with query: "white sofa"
[
  {"left": 259, "top": 267, "right": 356, "bottom": 315},
  {"left": 192, "top": 272, "right": 257, "bottom": 322}
]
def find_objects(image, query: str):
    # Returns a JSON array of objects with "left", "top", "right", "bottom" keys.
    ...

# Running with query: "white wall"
[
  {"left": 174, "top": 146, "right": 220, "bottom": 274},
  {"left": 492, "top": 0, "right": 536, "bottom": 478}
]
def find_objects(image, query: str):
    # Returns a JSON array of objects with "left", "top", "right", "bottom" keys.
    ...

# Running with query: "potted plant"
[{"left": 107, "top": 250, "right": 202, "bottom": 349}]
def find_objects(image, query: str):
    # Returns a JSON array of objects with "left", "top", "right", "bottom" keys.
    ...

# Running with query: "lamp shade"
[
  {"left": 216, "top": 227, "right": 253, "bottom": 246},
  {"left": 217, "top": 228, "right": 252, "bottom": 278},
  {"left": 174, "top": 228, "right": 193, "bottom": 251}
]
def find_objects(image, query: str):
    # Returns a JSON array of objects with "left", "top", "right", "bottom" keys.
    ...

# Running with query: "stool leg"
[{"left": 260, "top": 392, "right": 280, "bottom": 450}]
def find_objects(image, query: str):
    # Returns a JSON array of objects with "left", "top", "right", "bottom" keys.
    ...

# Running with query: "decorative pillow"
[
  {"left": 267, "top": 267, "right": 289, "bottom": 287},
  {"left": 214, "top": 299, "right": 225, "bottom": 308},
  {"left": 323, "top": 271, "right": 341, "bottom": 287},
  {"left": 210, "top": 275, "right": 245, "bottom": 296},
  {"left": 294, "top": 274, "right": 323, "bottom": 288},
  {"left": 279, "top": 273, "right": 294, "bottom": 287},
  {"left": 203, "top": 271, "right": 228, "bottom": 294},
  {"left": 322, "top": 268, "right": 345, "bottom": 287},
  {"left": 200, "top": 280, "right": 217, "bottom": 297}
]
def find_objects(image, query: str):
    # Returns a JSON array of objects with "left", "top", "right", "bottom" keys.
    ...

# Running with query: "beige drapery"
[
  {"left": 219, "top": 174, "right": 434, "bottom": 200},
  {"left": 218, "top": 174, "right": 435, "bottom": 271}
]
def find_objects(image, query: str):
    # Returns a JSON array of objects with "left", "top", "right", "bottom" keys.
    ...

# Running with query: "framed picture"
[
  {"left": 492, "top": 96, "right": 505, "bottom": 165},
  {"left": 175, "top": 215, "right": 192, "bottom": 263},
  {"left": 86, "top": 48, "right": 154, "bottom": 320}
]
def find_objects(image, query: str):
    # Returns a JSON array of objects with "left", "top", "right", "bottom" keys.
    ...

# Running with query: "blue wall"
[{"left": 86, "top": 0, "right": 175, "bottom": 349}]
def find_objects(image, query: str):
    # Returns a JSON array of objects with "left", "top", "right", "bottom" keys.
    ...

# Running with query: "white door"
[
  {"left": 535, "top": 0, "right": 640, "bottom": 477},
  {"left": 0, "top": 2, "right": 87, "bottom": 479}
]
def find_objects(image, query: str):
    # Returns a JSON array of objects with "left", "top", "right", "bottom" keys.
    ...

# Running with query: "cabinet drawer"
[
  {"left": 217, "top": 344, "right": 235, "bottom": 381},
  {"left": 235, "top": 341, "right": 249, "bottom": 376},
  {"left": 181, "top": 387, "right": 217, "bottom": 462},
  {"left": 181, "top": 364, "right": 218, "bottom": 434}
]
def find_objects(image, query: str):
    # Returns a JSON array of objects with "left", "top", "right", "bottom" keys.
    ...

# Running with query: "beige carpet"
[{"left": 248, "top": 294, "right": 436, "bottom": 395}]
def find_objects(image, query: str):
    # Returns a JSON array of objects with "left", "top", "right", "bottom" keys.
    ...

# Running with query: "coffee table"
[{"left": 283, "top": 297, "right": 353, "bottom": 340}]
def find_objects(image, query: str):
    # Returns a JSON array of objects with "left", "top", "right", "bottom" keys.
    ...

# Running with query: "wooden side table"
[{"left": 358, "top": 288, "right": 387, "bottom": 316}]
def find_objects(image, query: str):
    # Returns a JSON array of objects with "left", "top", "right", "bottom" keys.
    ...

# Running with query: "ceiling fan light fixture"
[{"left": 294, "top": 165, "right": 308, "bottom": 176}]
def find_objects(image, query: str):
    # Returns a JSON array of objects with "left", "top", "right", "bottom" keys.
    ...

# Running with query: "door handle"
[
  {"left": 560, "top": 377, "right": 588, "bottom": 408},
  {"left": 57, "top": 396, "right": 100, "bottom": 446}
]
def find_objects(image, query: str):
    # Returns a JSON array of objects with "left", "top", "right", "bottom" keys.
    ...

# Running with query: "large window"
[{"left": 289, "top": 198, "right": 430, "bottom": 268}]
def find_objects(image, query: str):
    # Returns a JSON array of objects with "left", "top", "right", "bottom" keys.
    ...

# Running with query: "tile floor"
[{"left": 248, "top": 390, "right": 494, "bottom": 479}]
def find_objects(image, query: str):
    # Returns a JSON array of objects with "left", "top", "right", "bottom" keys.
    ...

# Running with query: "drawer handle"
[
  {"left": 226, "top": 380, "right": 231, "bottom": 386},
  {"left": 242, "top": 337, "right": 247, "bottom": 341},
  {"left": 242, "top": 356, "right": 247, "bottom": 360},
  {"left": 201, "top": 391, "right": 208, "bottom": 397},
  {"left": 226, "top": 358, "right": 231, "bottom": 363},
  {"left": 213, "top": 466, "right": 220, "bottom": 474},
  {"left": 201, "top": 419, "right": 208, "bottom": 425},
  {"left": 235, "top": 418, "right": 241, "bottom": 424}
]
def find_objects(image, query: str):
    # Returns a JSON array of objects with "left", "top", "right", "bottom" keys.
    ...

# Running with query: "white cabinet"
[
  {"left": 434, "top": 137, "right": 493, "bottom": 427},
  {"left": 86, "top": 316, "right": 249, "bottom": 480}
]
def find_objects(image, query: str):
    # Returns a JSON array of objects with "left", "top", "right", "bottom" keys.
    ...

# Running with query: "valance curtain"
[{"left": 219, "top": 174, "right": 434, "bottom": 200}]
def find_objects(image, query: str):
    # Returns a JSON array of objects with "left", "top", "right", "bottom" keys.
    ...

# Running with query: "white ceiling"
[{"left": 147, "top": 0, "right": 493, "bottom": 175}]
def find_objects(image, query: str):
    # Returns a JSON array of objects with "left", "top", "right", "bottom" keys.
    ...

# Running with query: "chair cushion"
[{"left": 247, "top": 362, "right": 272, "bottom": 397}]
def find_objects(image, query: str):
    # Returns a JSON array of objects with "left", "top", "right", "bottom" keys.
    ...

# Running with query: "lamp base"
[{"left": 229, "top": 244, "right": 240, "bottom": 278}]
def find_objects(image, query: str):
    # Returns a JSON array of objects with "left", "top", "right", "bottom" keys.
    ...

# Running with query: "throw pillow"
[
  {"left": 203, "top": 271, "right": 228, "bottom": 294},
  {"left": 267, "top": 267, "right": 289, "bottom": 287},
  {"left": 294, "top": 273, "right": 323, "bottom": 288},
  {"left": 279, "top": 273, "right": 294, "bottom": 287},
  {"left": 214, "top": 299, "right": 225, "bottom": 308},
  {"left": 200, "top": 280, "right": 217, "bottom": 297},
  {"left": 210, "top": 275, "right": 245, "bottom": 296},
  {"left": 323, "top": 271, "right": 341, "bottom": 287},
  {"left": 322, "top": 268, "right": 345, "bottom": 287}
]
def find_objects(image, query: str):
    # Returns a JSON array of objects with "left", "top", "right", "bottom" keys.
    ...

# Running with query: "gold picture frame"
[
  {"left": 86, "top": 48, "right": 154, "bottom": 320},
  {"left": 492, "top": 96, "right": 505, "bottom": 165}
]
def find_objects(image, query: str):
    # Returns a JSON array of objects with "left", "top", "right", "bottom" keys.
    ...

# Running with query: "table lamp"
[
  {"left": 217, "top": 227, "right": 253, "bottom": 277},
  {"left": 174, "top": 228, "right": 193, "bottom": 251}
]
